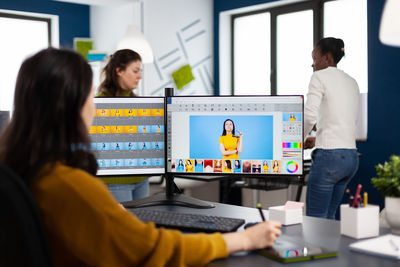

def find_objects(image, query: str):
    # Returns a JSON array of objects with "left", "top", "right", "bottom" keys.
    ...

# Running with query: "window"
[
  {"left": 276, "top": 10, "right": 314, "bottom": 96},
  {"left": 324, "top": 0, "right": 368, "bottom": 93},
  {"left": 0, "top": 11, "right": 57, "bottom": 113},
  {"left": 233, "top": 12, "right": 270, "bottom": 95},
  {"left": 231, "top": 0, "right": 368, "bottom": 96}
]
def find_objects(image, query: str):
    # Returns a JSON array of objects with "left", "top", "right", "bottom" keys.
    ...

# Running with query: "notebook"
[{"left": 349, "top": 234, "right": 400, "bottom": 260}]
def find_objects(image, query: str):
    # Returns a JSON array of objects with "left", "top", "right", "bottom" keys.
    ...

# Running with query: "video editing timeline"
[
  {"left": 167, "top": 96, "right": 303, "bottom": 176},
  {"left": 89, "top": 98, "right": 165, "bottom": 176}
]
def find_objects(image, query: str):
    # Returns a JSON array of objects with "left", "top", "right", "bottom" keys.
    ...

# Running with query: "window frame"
[
  {"left": 230, "top": 0, "right": 352, "bottom": 95},
  {"left": 0, "top": 10, "right": 56, "bottom": 113},
  {"left": 0, "top": 12, "right": 52, "bottom": 47}
]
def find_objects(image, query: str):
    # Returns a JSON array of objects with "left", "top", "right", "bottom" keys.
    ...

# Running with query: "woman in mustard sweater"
[
  {"left": 219, "top": 119, "right": 243, "bottom": 159},
  {"left": 0, "top": 48, "right": 281, "bottom": 266}
]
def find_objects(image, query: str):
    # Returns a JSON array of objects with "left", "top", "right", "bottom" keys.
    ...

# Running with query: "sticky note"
[
  {"left": 172, "top": 64, "right": 195, "bottom": 90},
  {"left": 284, "top": 201, "right": 304, "bottom": 210}
]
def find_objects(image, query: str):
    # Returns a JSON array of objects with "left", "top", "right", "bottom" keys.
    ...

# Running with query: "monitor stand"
[{"left": 121, "top": 173, "right": 215, "bottom": 209}]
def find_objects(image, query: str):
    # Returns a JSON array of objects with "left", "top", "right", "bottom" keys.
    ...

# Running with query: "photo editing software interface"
[
  {"left": 89, "top": 98, "right": 165, "bottom": 176},
  {"left": 167, "top": 96, "right": 303, "bottom": 176}
]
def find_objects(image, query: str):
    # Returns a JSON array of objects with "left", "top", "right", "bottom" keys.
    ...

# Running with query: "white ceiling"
[{"left": 54, "top": 0, "right": 140, "bottom": 6}]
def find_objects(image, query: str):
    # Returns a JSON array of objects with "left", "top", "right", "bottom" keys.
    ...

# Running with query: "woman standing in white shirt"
[{"left": 304, "top": 37, "right": 360, "bottom": 219}]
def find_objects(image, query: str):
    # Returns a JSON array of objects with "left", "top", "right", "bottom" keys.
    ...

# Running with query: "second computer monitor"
[
  {"left": 90, "top": 97, "right": 165, "bottom": 176},
  {"left": 166, "top": 96, "right": 303, "bottom": 177}
]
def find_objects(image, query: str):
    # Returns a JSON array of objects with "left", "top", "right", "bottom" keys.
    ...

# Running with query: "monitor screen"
[
  {"left": 90, "top": 97, "right": 165, "bottom": 176},
  {"left": 166, "top": 96, "right": 303, "bottom": 177}
]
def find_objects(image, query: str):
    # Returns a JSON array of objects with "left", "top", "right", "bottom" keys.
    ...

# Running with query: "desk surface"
[{"left": 128, "top": 201, "right": 398, "bottom": 266}]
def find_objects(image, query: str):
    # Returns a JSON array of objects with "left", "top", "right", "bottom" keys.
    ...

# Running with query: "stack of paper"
[{"left": 349, "top": 234, "right": 400, "bottom": 260}]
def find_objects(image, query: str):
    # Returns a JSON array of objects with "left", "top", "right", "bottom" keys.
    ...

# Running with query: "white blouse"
[{"left": 304, "top": 67, "right": 360, "bottom": 149}]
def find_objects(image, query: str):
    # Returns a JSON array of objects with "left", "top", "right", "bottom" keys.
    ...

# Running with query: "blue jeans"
[
  {"left": 107, "top": 178, "right": 149, "bottom": 202},
  {"left": 306, "top": 149, "right": 359, "bottom": 219}
]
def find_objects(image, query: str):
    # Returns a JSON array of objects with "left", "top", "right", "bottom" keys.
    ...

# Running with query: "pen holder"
[
  {"left": 340, "top": 204, "right": 379, "bottom": 239},
  {"left": 268, "top": 206, "right": 303, "bottom": 225}
]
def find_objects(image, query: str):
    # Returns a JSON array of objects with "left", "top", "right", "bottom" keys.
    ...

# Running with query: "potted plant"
[{"left": 371, "top": 155, "right": 400, "bottom": 234}]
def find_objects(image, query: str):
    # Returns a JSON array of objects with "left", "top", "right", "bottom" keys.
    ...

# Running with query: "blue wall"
[
  {"left": 214, "top": 0, "right": 400, "bottom": 208},
  {"left": 0, "top": 0, "right": 89, "bottom": 48}
]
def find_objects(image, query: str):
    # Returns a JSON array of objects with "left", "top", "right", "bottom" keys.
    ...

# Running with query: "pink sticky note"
[{"left": 284, "top": 201, "right": 304, "bottom": 210}]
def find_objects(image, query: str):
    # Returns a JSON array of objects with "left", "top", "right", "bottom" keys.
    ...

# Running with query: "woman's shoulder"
[
  {"left": 314, "top": 67, "right": 350, "bottom": 78},
  {"left": 34, "top": 163, "right": 114, "bottom": 208},
  {"left": 38, "top": 163, "right": 100, "bottom": 190},
  {"left": 314, "top": 67, "right": 357, "bottom": 87},
  {"left": 96, "top": 91, "right": 113, "bottom": 97}
]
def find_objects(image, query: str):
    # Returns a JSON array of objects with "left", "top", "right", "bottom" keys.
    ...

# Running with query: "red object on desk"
[{"left": 352, "top": 184, "right": 362, "bottom": 208}]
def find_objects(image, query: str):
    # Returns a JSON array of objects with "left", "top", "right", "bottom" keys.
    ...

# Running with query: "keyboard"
[{"left": 131, "top": 209, "right": 245, "bottom": 233}]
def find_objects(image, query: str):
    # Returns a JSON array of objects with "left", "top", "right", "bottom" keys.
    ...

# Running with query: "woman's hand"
[
  {"left": 237, "top": 131, "right": 243, "bottom": 153},
  {"left": 304, "top": 137, "right": 316, "bottom": 149},
  {"left": 222, "top": 221, "right": 282, "bottom": 253}
]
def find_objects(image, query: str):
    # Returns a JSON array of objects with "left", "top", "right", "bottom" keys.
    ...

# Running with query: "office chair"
[{"left": 0, "top": 163, "right": 54, "bottom": 267}]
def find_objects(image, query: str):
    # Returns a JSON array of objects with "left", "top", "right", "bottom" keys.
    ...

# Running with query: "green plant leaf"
[{"left": 371, "top": 155, "right": 400, "bottom": 197}]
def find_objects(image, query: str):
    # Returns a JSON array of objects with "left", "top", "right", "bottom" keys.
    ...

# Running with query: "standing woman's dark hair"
[
  {"left": 222, "top": 119, "right": 235, "bottom": 136},
  {"left": 98, "top": 49, "right": 142, "bottom": 96},
  {"left": 316, "top": 37, "right": 345, "bottom": 64},
  {"left": 0, "top": 48, "right": 97, "bottom": 184}
]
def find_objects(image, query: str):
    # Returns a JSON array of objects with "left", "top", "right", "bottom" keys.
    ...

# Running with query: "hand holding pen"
[
  {"left": 251, "top": 204, "right": 281, "bottom": 248},
  {"left": 257, "top": 203, "right": 266, "bottom": 221},
  {"left": 231, "top": 203, "right": 281, "bottom": 251},
  {"left": 244, "top": 203, "right": 266, "bottom": 229}
]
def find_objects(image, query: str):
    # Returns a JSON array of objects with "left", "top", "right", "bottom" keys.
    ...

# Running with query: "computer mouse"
[{"left": 244, "top": 222, "right": 259, "bottom": 229}]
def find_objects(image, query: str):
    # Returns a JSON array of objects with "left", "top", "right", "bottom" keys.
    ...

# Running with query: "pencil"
[
  {"left": 363, "top": 192, "right": 368, "bottom": 207},
  {"left": 257, "top": 203, "right": 266, "bottom": 221}
]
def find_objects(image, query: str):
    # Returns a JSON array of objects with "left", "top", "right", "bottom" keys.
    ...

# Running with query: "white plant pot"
[{"left": 385, "top": 196, "right": 400, "bottom": 234}]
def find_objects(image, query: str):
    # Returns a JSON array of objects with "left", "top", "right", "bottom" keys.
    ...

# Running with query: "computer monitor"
[
  {"left": 89, "top": 97, "right": 165, "bottom": 176},
  {"left": 166, "top": 95, "right": 303, "bottom": 179}
]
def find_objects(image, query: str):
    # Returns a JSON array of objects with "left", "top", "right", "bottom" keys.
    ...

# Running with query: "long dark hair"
[
  {"left": 234, "top": 160, "right": 241, "bottom": 168},
  {"left": 225, "top": 160, "right": 232, "bottom": 170},
  {"left": 221, "top": 119, "right": 235, "bottom": 136},
  {"left": 98, "top": 49, "right": 141, "bottom": 96},
  {"left": 316, "top": 37, "right": 345, "bottom": 64},
  {"left": 0, "top": 48, "right": 97, "bottom": 185}
]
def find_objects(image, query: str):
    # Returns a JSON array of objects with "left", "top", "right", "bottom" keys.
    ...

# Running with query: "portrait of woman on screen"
[{"left": 219, "top": 119, "right": 243, "bottom": 160}]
